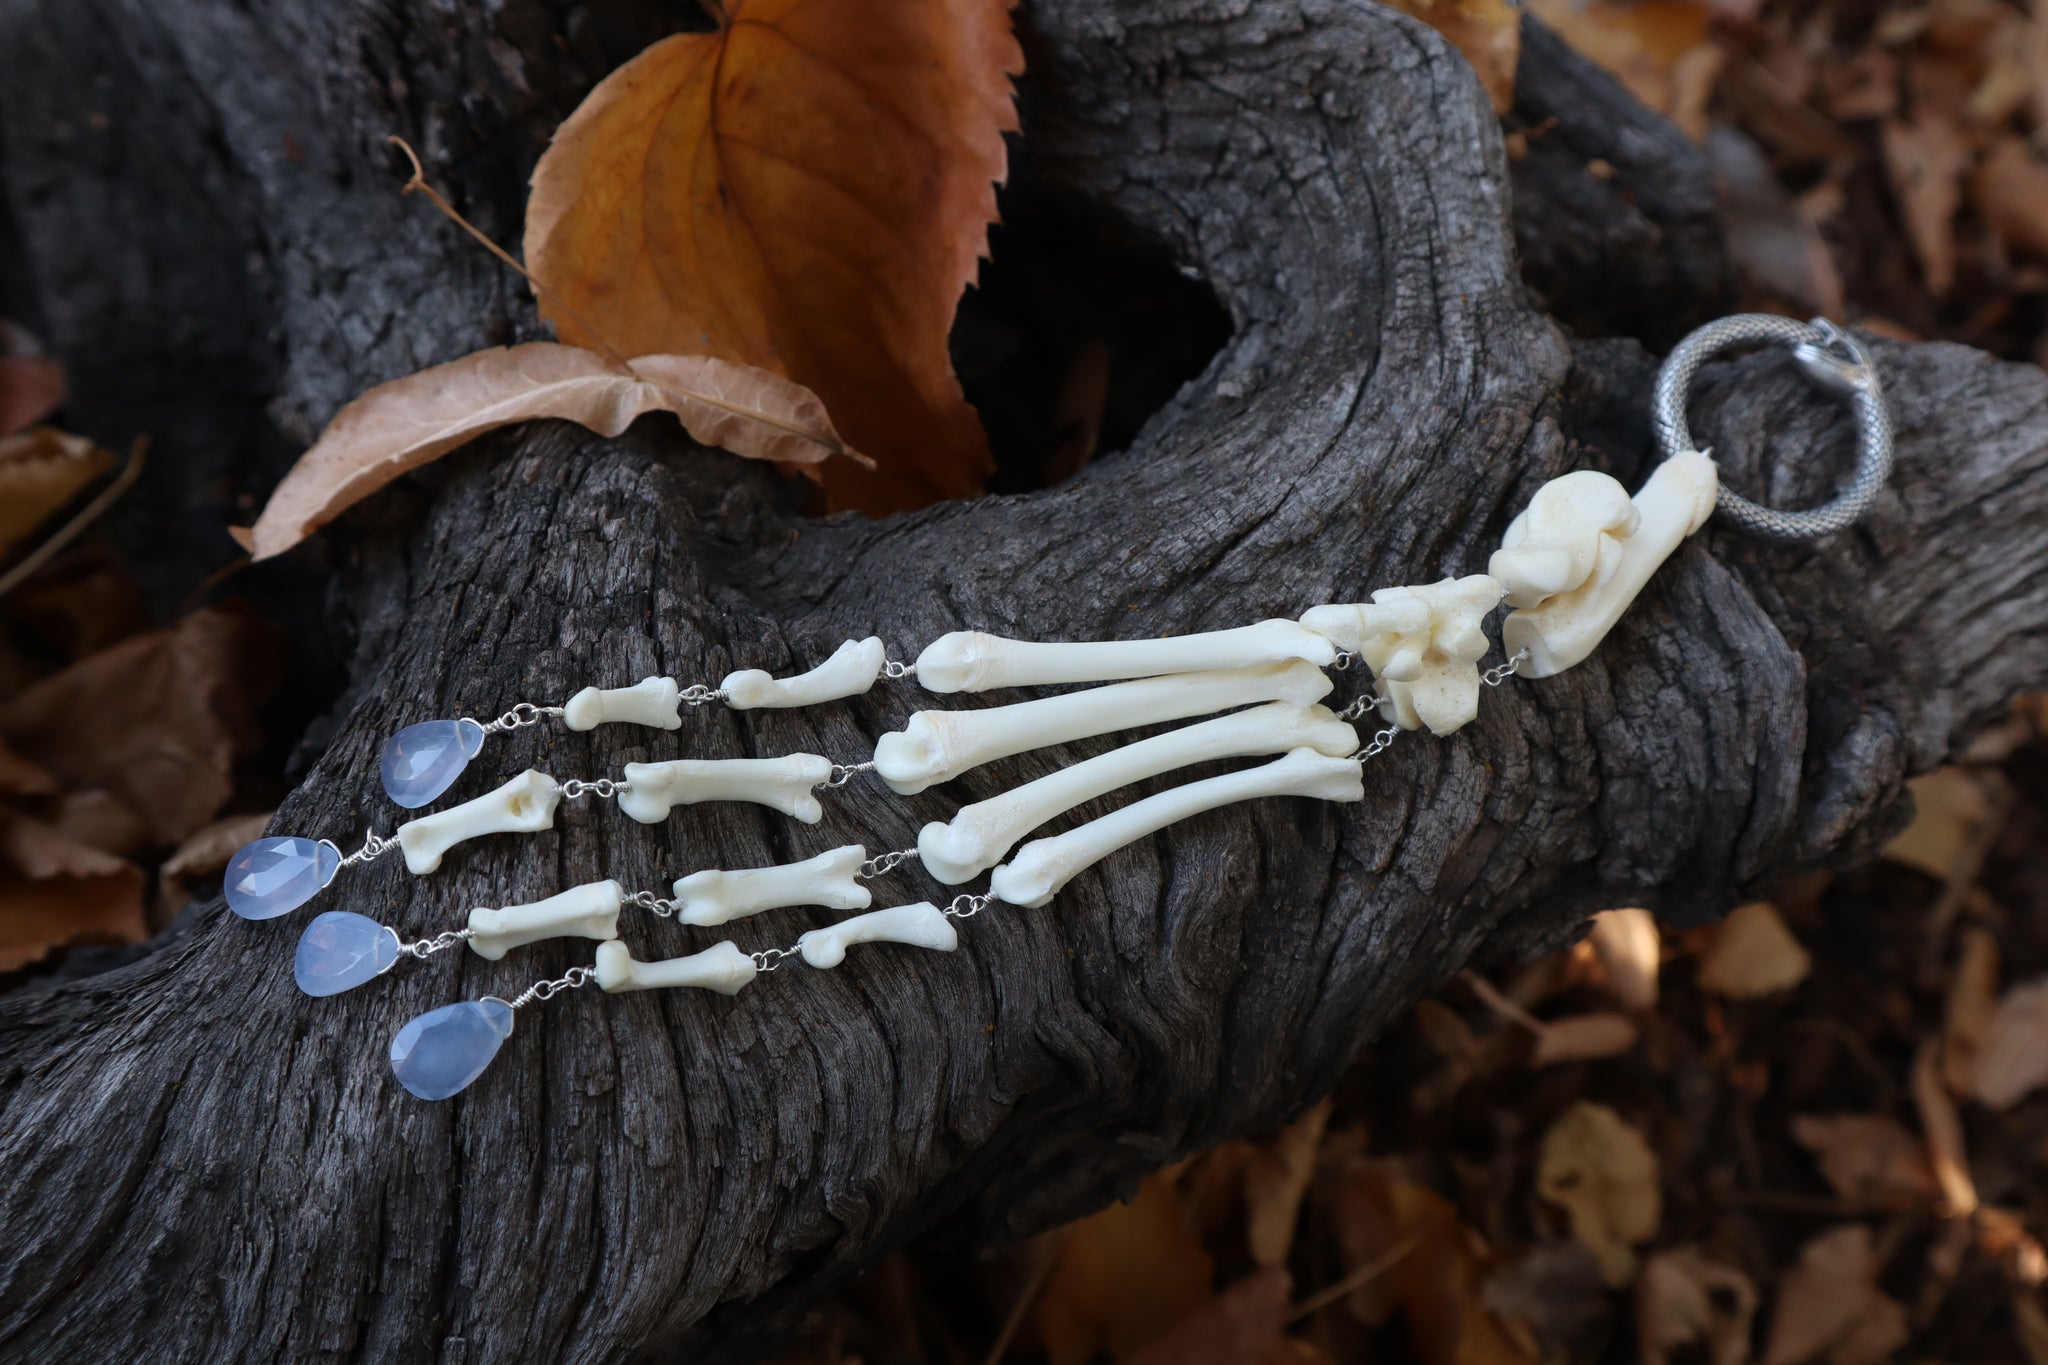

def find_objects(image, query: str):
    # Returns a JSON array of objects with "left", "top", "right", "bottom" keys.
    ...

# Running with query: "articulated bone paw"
[
  {"left": 1303, "top": 574, "right": 1503, "bottom": 736},
  {"left": 1487, "top": 469, "right": 1640, "bottom": 610}
]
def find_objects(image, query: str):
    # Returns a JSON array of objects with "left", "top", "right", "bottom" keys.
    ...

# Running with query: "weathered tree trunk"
[{"left": 3, "top": 1, "right": 2046, "bottom": 1361}]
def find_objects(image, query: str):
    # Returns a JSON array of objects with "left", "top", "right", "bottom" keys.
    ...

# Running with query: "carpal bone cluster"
[{"left": 221, "top": 315, "right": 1894, "bottom": 1102}]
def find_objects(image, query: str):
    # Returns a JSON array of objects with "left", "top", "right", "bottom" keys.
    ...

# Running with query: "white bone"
[
  {"left": 673, "top": 844, "right": 872, "bottom": 926},
  {"left": 394, "top": 768, "right": 562, "bottom": 875},
  {"left": 617, "top": 753, "right": 834, "bottom": 825},
  {"left": 873, "top": 660, "right": 1334, "bottom": 796},
  {"left": 919, "top": 702, "right": 1358, "bottom": 884},
  {"left": 796, "top": 901, "right": 957, "bottom": 969},
  {"left": 1302, "top": 575, "right": 1503, "bottom": 736},
  {"left": 561, "top": 676, "right": 681, "bottom": 731},
  {"left": 914, "top": 619, "right": 1336, "bottom": 694},
  {"left": 466, "top": 879, "right": 622, "bottom": 960},
  {"left": 1487, "top": 469, "right": 1641, "bottom": 609},
  {"left": 722, "top": 637, "right": 886, "bottom": 709},
  {"left": 594, "top": 939, "right": 757, "bottom": 995},
  {"left": 990, "top": 746, "right": 1365, "bottom": 908},
  {"left": 1500, "top": 451, "right": 1718, "bottom": 677}
]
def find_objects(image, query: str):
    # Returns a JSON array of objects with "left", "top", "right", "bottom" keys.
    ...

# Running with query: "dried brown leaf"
[
  {"left": 1527, "top": 0, "right": 1718, "bottom": 127},
  {"left": 1588, "top": 907, "right": 1661, "bottom": 1010},
  {"left": 0, "top": 737, "right": 56, "bottom": 797},
  {"left": 163, "top": 812, "right": 274, "bottom": 882},
  {"left": 240, "top": 344, "right": 856, "bottom": 560},
  {"left": 1760, "top": 1225, "right": 1908, "bottom": 1365},
  {"left": 1531, "top": 1012, "right": 1642, "bottom": 1067},
  {"left": 524, "top": 0, "right": 1022, "bottom": 514},
  {"left": 1638, "top": 1247, "right": 1757, "bottom": 1365},
  {"left": 1911, "top": 1040, "right": 1978, "bottom": 1215},
  {"left": 0, "top": 428, "right": 113, "bottom": 563},
  {"left": 0, "top": 807, "right": 145, "bottom": 972},
  {"left": 1697, "top": 901, "right": 1811, "bottom": 999},
  {"left": 1537, "top": 1102, "right": 1661, "bottom": 1286},
  {"left": 1036, "top": 1170, "right": 1215, "bottom": 1365},
  {"left": 1971, "top": 975, "right": 2048, "bottom": 1109},
  {"left": 1880, "top": 111, "right": 1970, "bottom": 295},
  {"left": 1382, "top": 0, "right": 1522, "bottom": 112},
  {"left": 1244, "top": 1099, "right": 1333, "bottom": 1268},
  {"left": 0, "top": 606, "right": 278, "bottom": 844},
  {"left": 1123, "top": 1267, "right": 1291, "bottom": 1365},
  {"left": 1974, "top": 137, "right": 2048, "bottom": 261},
  {"left": 1789, "top": 1114, "right": 1940, "bottom": 1210},
  {"left": 1942, "top": 925, "right": 2000, "bottom": 1093},
  {"left": 1883, "top": 767, "right": 1992, "bottom": 879}
]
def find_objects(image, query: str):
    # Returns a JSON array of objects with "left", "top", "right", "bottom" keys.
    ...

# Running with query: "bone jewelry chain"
[{"left": 221, "top": 315, "right": 1894, "bottom": 1101}]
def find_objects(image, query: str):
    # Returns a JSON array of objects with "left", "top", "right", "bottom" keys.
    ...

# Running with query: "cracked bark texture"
[{"left": 3, "top": 0, "right": 2047, "bottom": 1361}]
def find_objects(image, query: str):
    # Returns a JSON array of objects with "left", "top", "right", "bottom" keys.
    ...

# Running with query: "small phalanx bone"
[
  {"left": 618, "top": 753, "right": 835, "bottom": 825},
  {"left": 990, "top": 746, "right": 1366, "bottom": 908},
  {"left": 673, "top": 844, "right": 871, "bottom": 926},
  {"left": 913, "top": 619, "right": 1337, "bottom": 694},
  {"left": 874, "top": 659, "right": 1334, "bottom": 796},
  {"left": 561, "top": 676, "right": 681, "bottom": 731},
  {"left": 1496, "top": 452, "right": 1718, "bottom": 678},
  {"left": 919, "top": 702, "right": 1358, "bottom": 885},
  {"left": 1301, "top": 574, "right": 1503, "bottom": 736},
  {"left": 467, "top": 879, "right": 622, "bottom": 960},
  {"left": 722, "top": 637, "right": 885, "bottom": 709},
  {"left": 595, "top": 939, "right": 757, "bottom": 995},
  {"left": 395, "top": 769, "right": 562, "bottom": 875},
  {"left": 797, "top": 902, "right": 957, "bottom": 969}
]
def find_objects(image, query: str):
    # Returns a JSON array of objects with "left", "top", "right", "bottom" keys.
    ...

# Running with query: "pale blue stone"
[
  {"left": 390, "top": 998, "right": 515, "bottom": 1100},
  {"left": 224, "top": 836, "right": 342, "bottom": 920},
  {"left": 295, "top": 912, "right": 401, "bottom": 996},
  {"left": 380, "top": 718, "right": 487, "bottom": 809}
]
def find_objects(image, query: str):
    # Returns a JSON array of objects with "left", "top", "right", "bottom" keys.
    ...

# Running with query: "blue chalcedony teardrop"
[
  {"left": 380, "top": 718, "right": 487, "bottom": 809},
  {"left": 295, "top": 911, "right": 401, "bottom": 996},
  {"left": 224, "top": 836, "right": 342, "bottom": 920},
  {"left": 390, "top": 998, "right": 515, "bottom": 1100}
]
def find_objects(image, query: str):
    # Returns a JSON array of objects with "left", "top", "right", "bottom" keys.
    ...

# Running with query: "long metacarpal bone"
[
  {"left": 673, "top": 845, "right": 871, "bottom": 927},
  {"left": 989, "top": 747, "right": 1366, "bottom": 908},
  {"left": 617, "top": 753, "right": 834, "bottom": 825},
  {"left": 796, "top": 902, "right": 958, "bottom": 969},
  {"left": 467, "top": 879, "right": 622, "bottom": 960},
  {"left": 562, "top": 676, "right": 682, "bottom": 731},
  {"left": 722, "top": 637, "right": 886, "bottom": 709},
  {"left": 913, "top": 620, "right": 1337, "bottom": 694},
  {"left": 1486, "top": 469, "right": 1641, "bottom": 610},
  {"left": 594, "top": 939, "right": 757, "bottom": 995},
  {"left": 1500, "top": 451, "right": 1719, "bottom": 677},
  {"left": 1302, "top": 574, "right": 1503, "bottom": 735},
  {"left": 918, "top": 702, "right": 1359, "bottom": 885},
  {"left": 394, "top": 769, "right": 562, "bottom": 875},
  {"left": 873, "top": 660, "right": 1334, "bottom": 796}
]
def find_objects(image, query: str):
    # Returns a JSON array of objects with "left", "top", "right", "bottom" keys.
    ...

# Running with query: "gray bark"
[{"left": 2, "top": 1, "right": 2046, "bottom": 1362}]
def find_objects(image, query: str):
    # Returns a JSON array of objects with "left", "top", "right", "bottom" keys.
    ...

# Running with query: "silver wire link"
[
  {"left": 943, "top": 893, "right": 992, "bottom": 920},
  {"left": 478, "top": 701, "right": 566, "bottom": 735},
  {"left": 400, "top": 928, "right": 473, "bottom": 959},
  {"left": 882, "top": 659, "right": 917, "bottom": 680},
  {"left": 1482, "top": 647, "right": 1531, "bottom": 687},
  {"left": 1352, "top": 725, "right": 1401, "bottom": 762},
  {"left": 335, "top": 830, "right": 393, "bottom": 868},
  {"left": 1329, "top": 650, "right": 1358, "bottom": 672},
  {"left": 678, "top": 683, "right": 725, "bottom": 707},
  {"left": 559, "top": 777, "right": 628, "bottom": 800},
  {"left": 1651, "top": 314, "right": 1893, "bottom": 541},
  {"left": 751, "top": 944, "right": 802, "bottom": 972},
  {"left": 858, "top": 848, "right": 918, "bottom": 879},
  {"left": 506, "top": 965, "right": 595, "bottom": 1010},
  {"left": 1336, "top": 691, "right": 1386, "bottom": 723},
  {"left": 822, "top": 761, "right": 875, "bottom": 789},
  {"left": 625, "top": 890, "right": 678, "bottom": 918}
]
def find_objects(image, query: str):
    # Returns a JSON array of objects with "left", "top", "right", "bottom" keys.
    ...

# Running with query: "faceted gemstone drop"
[
  {"left": 380, "top": 719, "right": 487, "bottom": 809},
  {"left": 224, "top": 836, "right": 342, "bottom": 920},
  {"left": 389, "top": 998, "right": 515, "bottom": 1100},
  {"left": 294, "top": 911, "right": 401, "bottom": 996}
]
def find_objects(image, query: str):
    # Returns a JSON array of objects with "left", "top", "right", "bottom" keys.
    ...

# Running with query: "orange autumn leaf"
[
  {"left": 524, "top": 0, "right": 1022, "bottom": 514},
  {"left": 237, "top": 343, "right": 858, "bottom": 560}
]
